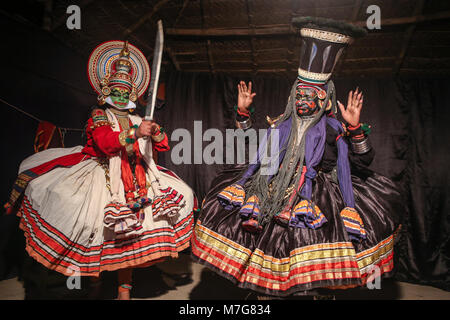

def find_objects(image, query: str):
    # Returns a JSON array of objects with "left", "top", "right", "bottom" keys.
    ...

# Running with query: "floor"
[{"left": 0, "top": 252, "right": 449, "bottom": 300}]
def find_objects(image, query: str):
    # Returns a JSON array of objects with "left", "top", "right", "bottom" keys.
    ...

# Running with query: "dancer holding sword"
[{"left": 4, "top": 21, "right": 196, "bottom": 300}]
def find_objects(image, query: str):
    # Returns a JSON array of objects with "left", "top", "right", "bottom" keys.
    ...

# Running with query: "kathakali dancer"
[
  {"left": 191, "top": 17, "right": 403, "bottom": 297},
  {"left": 4, "top": 40, "right": 196, "bottom": 299}
]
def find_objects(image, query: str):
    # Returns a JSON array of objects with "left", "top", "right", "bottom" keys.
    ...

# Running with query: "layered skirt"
[
  {"left": 191, "top": 165, "right": 403, "bottom": 297},
  {"left": 15, "top": 146, "right": 195, "bottom": 277}
]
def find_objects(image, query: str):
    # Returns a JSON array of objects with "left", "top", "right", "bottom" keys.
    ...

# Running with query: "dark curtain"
[
  {"left": 0, "top": 12, "right": 448, "bottom": 291},
  {"left": 157, "top": 71, "right": 450, "bottom": 291},
  {"left": 0, "top": 14, "right": 94, "bottom": 281},
  {"left": 156, "top": 72, "right": 293, "bottom": 200},
  {"left": 393, "top": 79, "right": 450, "bottom": 291}
]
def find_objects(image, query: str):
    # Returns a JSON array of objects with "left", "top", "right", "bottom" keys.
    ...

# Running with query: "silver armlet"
[
  {"left": 235, "top": 117, "right": 252, "bottom": 130},
  {"left": 350, "top": 137, "right": 372, "bottom": 154}
]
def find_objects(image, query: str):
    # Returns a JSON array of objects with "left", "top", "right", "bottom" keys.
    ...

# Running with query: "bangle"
[
  {"left": 350, "top": 137, "right": 372, "bottom": 154},
  {"left": 91, "top": 109, "right": 111, "bottom": 129},
  {"left": 152, "top": 131, "right": 165, "bottom": 143},
  {"left": 347, "top": 123, "right": 362, "bottom": 137},
  {"left": 235, "top": 117, "right": 252, "bottom": 130},
  {"left": 347, "top": 123, "right": 361, "bottom": 130},
  {"left": 234, "top": 105, "right": 254, "bottom": 115},
  {"left": 347, "top": 123, "right": 372, "bottom": 136},
  {"left": 90, "top": 120, "right": 111, "bottom": 130},
  {"left": 151, "top": 125, "right": 165, "bottom": 136},
  {"left": 237, "top": 108, "right": 250, "bottom": 118}
]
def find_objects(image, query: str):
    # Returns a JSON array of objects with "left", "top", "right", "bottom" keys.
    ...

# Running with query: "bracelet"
[
  {"left": 347, "top": 123, "right": 372, "bottom": 136},
  {"left": 234, "top": 105, "right": 254, "bottom": 115},
  {"left": 237, "top": 108, "right": 250, "bottom": 118},
  {"left": 235, "top": 117, "right": 252, "bottom": 130},
  {"left": 350, "top": 137, "right": 372, "bottom": 154},
  {"left": 347, "top": 123, "right": 362, "bottom": 137},
  {"left": 152, "top": 131, "right": 165, "bottom": 143},
  {"left": 347, "top": 123, "right": 361, "bottom": 130},
  {"left": 90, "top": 120, "right": 111, "bottom": 130},
  {"left": 91, "top": 109, "right": 111, "bottom": 129}
]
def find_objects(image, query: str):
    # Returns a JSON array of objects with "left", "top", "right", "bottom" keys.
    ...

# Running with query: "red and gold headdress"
[{"left": 87, "top": 40, "right": 150, "bottom": 108}]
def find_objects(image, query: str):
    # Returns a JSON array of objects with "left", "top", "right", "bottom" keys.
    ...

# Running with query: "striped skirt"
[
  {"left": 16, "top": 148, "right": 195, "bottom": 277},
  {"left": 191, "top": 165, "right": 403, "bottom": 297}
]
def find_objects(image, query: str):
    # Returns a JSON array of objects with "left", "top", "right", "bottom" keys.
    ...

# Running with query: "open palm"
[
  {"left": 338, "top": 88, "right": 363, "bottom": 127},
  {"left": 237, "top": 81, "right": 256, "bottom": 113}
]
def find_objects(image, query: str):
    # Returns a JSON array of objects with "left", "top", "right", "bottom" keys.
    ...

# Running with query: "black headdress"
[{"left": 292, "top": 16, "right": 367, "bottom": 84}]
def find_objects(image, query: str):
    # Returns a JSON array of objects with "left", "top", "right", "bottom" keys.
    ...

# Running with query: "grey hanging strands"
[{"left": 244, "top": 78, "right": 334, "bottom": 226}]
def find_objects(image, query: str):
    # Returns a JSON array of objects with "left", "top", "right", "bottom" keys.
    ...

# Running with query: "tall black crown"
[{"left": 292, "top": 17, "right": 367, "bottom": 84}]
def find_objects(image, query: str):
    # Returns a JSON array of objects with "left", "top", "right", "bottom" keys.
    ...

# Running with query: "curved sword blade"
[{"left": 145, "top": 20, "right": 164, "bottom": 120}]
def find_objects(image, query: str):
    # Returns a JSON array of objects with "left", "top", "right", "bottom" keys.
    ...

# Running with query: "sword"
[{"left": 145, "top": 20, "right": 164, "bottom": 121}]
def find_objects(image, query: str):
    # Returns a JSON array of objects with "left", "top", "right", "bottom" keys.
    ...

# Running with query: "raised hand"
[
  {"left": 338, "top": 87, "right": 363, "bottom": 127},
  {"left": 237, "top": 81, "right": 256, "bottom": 113}
]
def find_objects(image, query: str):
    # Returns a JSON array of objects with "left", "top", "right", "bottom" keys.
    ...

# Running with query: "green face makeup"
[{"left": 110, "top": 88, "right": 130, "bottom": 109}]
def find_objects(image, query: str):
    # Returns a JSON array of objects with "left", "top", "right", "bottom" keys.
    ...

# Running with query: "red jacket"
[{"left": 81, "top": 117, "right": 169, "bottom": 158}]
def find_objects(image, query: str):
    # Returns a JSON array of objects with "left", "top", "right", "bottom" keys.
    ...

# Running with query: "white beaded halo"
[{"left": 87, "top": 40, "right": 150, "bottom": 98}]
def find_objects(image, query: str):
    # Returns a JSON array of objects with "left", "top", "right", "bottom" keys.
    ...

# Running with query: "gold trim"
[
  {"left": 300, "top": 28, "right": 353, "bottom": 44},
  {"left": 194, "top": 220, "right": 395, "bottom": 278},
  {"left": 194, "top": 222, "right": 358, "bottom": 275},
  {"left": 109, "top": 108, "right": 129, "bottom": 118},
  {"left": 298, "top": 68, "right": 332, "bottom": 82},
  {"left": 193, "top": 226, "right": 362, "bottom": 289},
  {"left": 118, "top": 130, "right": 128, "bottom": 146},
  {"left": 356, "top": 235, "right": 394, "bottom": 271},
  {"left": 266, "top": 114, "right": 284, "bottom": 127},
  {"left": 152, "top": 131, "right": 165, "bottom": 143}
]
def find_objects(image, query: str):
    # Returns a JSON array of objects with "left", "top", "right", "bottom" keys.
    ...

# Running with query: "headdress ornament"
[{"left": 87, "top": 40, "right": 150, "bottom": 108}]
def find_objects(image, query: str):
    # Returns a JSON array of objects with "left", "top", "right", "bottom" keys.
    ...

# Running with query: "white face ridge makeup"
[{"left": 106, "top": 96, "right": 136, "bottom": 110}]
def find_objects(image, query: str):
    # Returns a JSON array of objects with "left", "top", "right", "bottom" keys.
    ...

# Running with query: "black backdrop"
[{"left": 1, "top": 15, "right": 449, "bottom": 292}]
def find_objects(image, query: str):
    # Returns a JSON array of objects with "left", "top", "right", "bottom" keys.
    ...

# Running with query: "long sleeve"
[
  {"left": 152, "top": 133, "right": 170, "bottom": 152},
  {"left": 346, "top": 123, "right": 375, "bottom": 167},
  {"left": 82, "top": 117, "right": 122, "bottom": 157},
  {"left": 347, "top": 142, "right": 375, "bottom": 167},
  {"left": 91, "top": 120, "right": 122, "bottom": 156},
  {"left": 82, "top": 109, "right": 124, "bottom": 158},
  {"left": 320, "top": 124, "right": 375, "bottom": 173}
]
